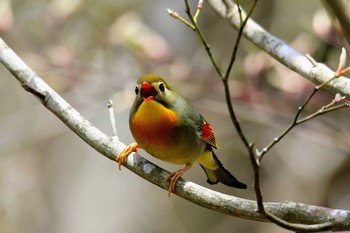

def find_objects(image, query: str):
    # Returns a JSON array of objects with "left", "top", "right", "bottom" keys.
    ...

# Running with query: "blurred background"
[{"left": 1, "top": 0, "right": 350, "bottom": 232}]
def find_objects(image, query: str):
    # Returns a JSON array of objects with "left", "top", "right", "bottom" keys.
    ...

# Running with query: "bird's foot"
[
  {"left": 164, "top": 163, "right": 192, "bottom": 197},
  {"left": 116, "top": 143, "right": 139, "bottom": 170}
]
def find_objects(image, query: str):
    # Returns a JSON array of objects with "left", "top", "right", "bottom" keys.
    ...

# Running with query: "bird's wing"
[
  {"left": 172, "top": 93, "right": 219, "bottom": 150},
  {"left": 199, "top": 115, "right": 219, "bottom": 149}
]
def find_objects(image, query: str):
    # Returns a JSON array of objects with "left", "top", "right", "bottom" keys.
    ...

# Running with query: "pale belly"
[{"left": 141, "top": 134, "right": 206, "bottom": 165}]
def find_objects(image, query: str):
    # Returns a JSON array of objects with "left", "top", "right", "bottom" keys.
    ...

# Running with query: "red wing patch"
[{"left": 201, "top": 121, "right": 219, "bottom": 149}]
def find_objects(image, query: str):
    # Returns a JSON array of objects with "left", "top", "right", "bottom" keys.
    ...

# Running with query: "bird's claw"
[
  {"left": 163, "top": 163, "right": 193, "bottom": 197},
  {"left": 116, "top": 143, "right": 138, "bottom": 170}
]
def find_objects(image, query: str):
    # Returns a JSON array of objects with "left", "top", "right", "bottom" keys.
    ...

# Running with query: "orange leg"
[
  {"left": 116, "top": 143, "right": 139, "bottom": 170},
  {"left": 164, "top": 163, "right": 193, "bottom": 197}
]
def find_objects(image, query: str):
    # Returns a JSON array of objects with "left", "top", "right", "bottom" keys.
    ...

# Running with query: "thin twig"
[
  {"left": 223, "top": 0, "right": 258, "bottom": 81},
  {"left": 258, "top": 47, "right": 350, "bottom": 160},
  {"left": 167, "top": 9, "right": 195, "bottom": 30},
  {"left": 183, "top": 0, "right": 223, "bottom": 76},
  {"left": 220, "top": 0, "right": 258, "bottom": 151},
  {"left": 297, "top": 102, "right": 349, "bottom": 124},
  {"left": 235, "top": 0, "right": 243, "bottom": 24},
  {"left": 193, "top": 0, "right": 203, "bottom": 23},
  {"left": 107, "top": 100, "right": 118, "bottom": 137},
  {"left": 257, "top": 85, "right": 349, "bottom": 161},
  {"left": 222, "top": 81, "right": 252, "bottom": 149},
  {"left": 257, "top": 87, "right": 318, "bottom": 160}
]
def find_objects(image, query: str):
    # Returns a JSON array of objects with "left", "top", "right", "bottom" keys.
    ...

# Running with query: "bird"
[{"left": 117, "top": 74, "right": 247, "bottom": 196}]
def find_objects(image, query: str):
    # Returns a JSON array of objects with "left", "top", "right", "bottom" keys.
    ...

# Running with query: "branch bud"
[
  {"left": 334, "top": 93, "right": 346, "bottom": 103},
  {"left": 166, "top": 9, "right": 179, "bottom": 19},
  {"left": 336, "top": 47, "right": 347, "bottom": 77},
  {"left": 197, "top": 0, "right": 203, "bottom": 9}
]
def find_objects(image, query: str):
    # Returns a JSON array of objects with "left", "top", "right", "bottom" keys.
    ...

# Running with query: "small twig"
[
  {"left": 258, "top": 47, "right": 350, "bottom": 160},
  {"left": 183, "top": 0, "right": 223, "bottom": 76},
  {"left": 257, "top": 83, "right": 349, "bottom": 161},
  {"left": 305, "top": 53, "right": 319, "bottom": 67},
  {"left": 316, "top": 76, "right": 338, "bottom": 90},
  {"left": 219, "top": 0, "right": 257, "bottom": 151},
  {"left": 193, "top": 0, "right": 203, "bottom": 23},
  {"left": 223, "top": 0, "right": 258, "bottom": 81},
  {"left": 256, "top": 87, "right": 317, "bottom": 160},
  {"left": 235, "top": 0, "right": 243, "bottom": 26},
  {"left": 218, "top": 0, "right": 258, "bottom": 151},
  {"left": 167, "top": 1, "right": 222, "bottom": 75},
  {"left": 166, "top": 9, "right": 195, "bottom": 30},
  {"left": 297, "top": 102, "right": 349, "bottom": 124},
  {"left": 220, "top": 0, "right": 258, "bottom": 151},
  {"left": 107, "top": 100, "right": 118, "bottom": 137}
]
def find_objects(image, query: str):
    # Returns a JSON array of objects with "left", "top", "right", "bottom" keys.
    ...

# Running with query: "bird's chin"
[{"left": 143, "top": 96, "right": 155, "bottom": 101}]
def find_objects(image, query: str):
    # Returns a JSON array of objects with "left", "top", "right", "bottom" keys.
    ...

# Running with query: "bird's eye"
[
  {"left": 159, "top": 82, "right": 165, "bottom": 92},
  {"left": 135, "top": 85, "right": 139, "bottom": 95}
]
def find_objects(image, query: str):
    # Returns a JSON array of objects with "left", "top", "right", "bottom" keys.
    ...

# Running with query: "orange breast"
[{"left": 131, "top": 100, "right": 178, "bottom": 152}]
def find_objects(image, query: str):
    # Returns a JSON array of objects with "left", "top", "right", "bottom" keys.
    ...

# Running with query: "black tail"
[{"left": 199, "top": 151, "right": 247, "bottom": 189}]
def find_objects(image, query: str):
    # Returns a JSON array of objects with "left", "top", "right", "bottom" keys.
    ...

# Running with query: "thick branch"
[
  {"left": 207, "top": 0, "right": 350, "bottom": 99},
  {"left": 1, "top": 38, "right": 350, "bottom": 230}
]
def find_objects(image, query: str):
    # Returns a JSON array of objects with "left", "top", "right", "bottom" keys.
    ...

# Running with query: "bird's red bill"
[{"left": 141, "top": 81, "right": 157, "bottom": 101}]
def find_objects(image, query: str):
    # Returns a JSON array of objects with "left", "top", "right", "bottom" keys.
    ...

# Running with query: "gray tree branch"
[
  {"left": 1, "top": 36, "right": 350, "bottom": 231},
  {"left": 207, "top": 0, "right": 350, "bottom": 99}
]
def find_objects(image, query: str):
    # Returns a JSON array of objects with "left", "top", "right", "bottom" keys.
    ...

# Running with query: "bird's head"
[{"left": 134, "top": 74, "right": 174, "bottom": 106}]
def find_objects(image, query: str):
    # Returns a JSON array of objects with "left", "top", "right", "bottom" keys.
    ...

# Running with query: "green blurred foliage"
[{"left": 1, "top": 0, "right": 350, "bottom": 233}]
